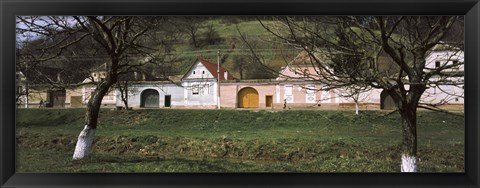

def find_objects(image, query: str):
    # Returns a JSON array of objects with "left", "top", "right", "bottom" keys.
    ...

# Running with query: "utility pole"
[{"left": 217, "top": 50, "right": 221, "bottom": 109}]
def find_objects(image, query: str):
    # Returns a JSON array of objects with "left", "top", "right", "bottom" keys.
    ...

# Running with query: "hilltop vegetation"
[{"left": 150, "top": 17, "right": 300, "bottom": 79}]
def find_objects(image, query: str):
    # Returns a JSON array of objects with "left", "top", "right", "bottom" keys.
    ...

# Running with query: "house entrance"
[
  {"left": 141, "top": 89, "right": 159, "bottom": 108},
  {"left": 266, "top": 95, "right": 273, "bottom": 108},
  {"left": 47, "top": 90, "right": 66, "bottom": 107},
  {"left": 380, "top": 90, "right": 396, "bottom": 110},
  {"left": 165, "top": 95, "right": 171, "bottom": 107},
  {"left": 238, "top": 87, "right": 259, "bottom": 108}
]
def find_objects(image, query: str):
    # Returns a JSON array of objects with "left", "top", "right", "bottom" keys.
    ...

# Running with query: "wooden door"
[
  {"left": 47, "top": 90, "right": 66, "bottom": 107},
  {"left": 70, "top": 96, "right": 82, "bottom": 108},
  {"left": 238, "top": 87, "right": 259, "bottom": 108},
  {"left": 266, "top": 95, "right": 273, "bottom": 108}
]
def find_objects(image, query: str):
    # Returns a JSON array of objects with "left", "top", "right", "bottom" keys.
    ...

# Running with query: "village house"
[
  {"left": 375, "top": 44, "right": 464, "bottom": 109},
  {"left": 220, "top": 52, "right": 325, "bottom": 109},
  {"left": 114, "top": 59, "right": 234, "bottom": 109}
]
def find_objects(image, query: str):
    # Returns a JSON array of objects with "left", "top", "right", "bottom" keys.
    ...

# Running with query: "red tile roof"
[{"left": 199, "top": 59, "right": 235, "bottom": 81}]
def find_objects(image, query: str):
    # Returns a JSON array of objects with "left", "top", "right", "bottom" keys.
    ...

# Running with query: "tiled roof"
[{"left": 199, "top": 59, "right": 235, "bottom": 81}]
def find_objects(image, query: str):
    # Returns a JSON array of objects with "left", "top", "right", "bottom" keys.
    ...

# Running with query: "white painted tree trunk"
[
  {"left": 355, "top": 102, "right": 359, "bottom": 115},
  {"left": 401, "top": 154, "right": 417, "bottom": 172},
  {"left": 72, "top": 125, "right": 96, "bottom": 160}
]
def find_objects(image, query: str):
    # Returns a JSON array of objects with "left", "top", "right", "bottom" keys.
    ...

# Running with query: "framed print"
[{"left": 1, "top": 0, "right": 479, "bottom": 187}]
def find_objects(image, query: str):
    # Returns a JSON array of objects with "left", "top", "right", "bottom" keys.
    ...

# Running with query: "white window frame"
[
  {"left": 192, "top": 84, "right": 199, "bottom": 95},
  {"left": 285, "top": 85, "right": 293, "bottom": 96}
]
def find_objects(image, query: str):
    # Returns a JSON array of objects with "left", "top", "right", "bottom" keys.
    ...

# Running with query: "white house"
[
  {"left": 338, "top": 44, "right": 465, "bottom": 109},
  {"left": 421, "top": 44, "right": 464, "bottom": 105},
  {"left": 115, "top": 59, "right": 234, "bottom": 109}
]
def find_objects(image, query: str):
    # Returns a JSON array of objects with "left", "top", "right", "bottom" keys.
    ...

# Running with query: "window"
[
  {"left": 435, "top": 61, "right": 441, "bottom": 68},
  {"left": 193, "top": 71, "right": 196, "bottom": 75},
  {"left": 285, "top": 85, "right": 293, "bottom": 96},
  {"left": 192, "top": 85, "right": 199, "bottom": 95},
  {"left": 202, "top": 70, "right": 205, "bottom": 74},
  {"left": 455, "top": 98, "right": 459, "bottom": 102},
  {"left": 306, "top": 85, "right": 315, "bottom": 95},
  {"left": 451, "top": 60, "right": 460, "bottom": 70}
]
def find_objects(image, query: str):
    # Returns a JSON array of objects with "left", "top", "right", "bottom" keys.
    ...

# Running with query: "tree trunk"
[
  {"left": 190, "top": 31, "right": 199, "bottom": 48},
  {"left": 355, "top": 101, "right": 359, "bottom": 115},
  {"left": 399, "top": 104, "right": 418, "bottom": 172},
  {"left": 72, "top": 81, "right": 113, "bottom": 160},
  {"left": 121, "top": 81, "right": 130, "bottom": 110},
  {"left": 72, "top": 125, "right": 96, "bottom": 160},
  {"left": 125, "top": 81, "right": 129, "bottom": 110}
]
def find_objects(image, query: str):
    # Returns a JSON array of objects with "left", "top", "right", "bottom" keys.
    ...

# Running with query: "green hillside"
[{"left": 153, "top": 18, "right": 300, "bottom": 79}]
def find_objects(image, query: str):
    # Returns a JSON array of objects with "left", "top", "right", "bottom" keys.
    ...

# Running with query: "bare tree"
[
  {"left": 16, "top": 16, "right": 175, "bottom": 160},
  {"left": 253, "top": 16, "right": 463, "bottom": 172},
  {"left": 337, "top": 85, "right": 374, "bottom": 115},
  {"left": 174, "top": 16, "right": 206, "bottom": 48},
  {"left": 116, "top": 79, "right": 138, "bottom": 110}
]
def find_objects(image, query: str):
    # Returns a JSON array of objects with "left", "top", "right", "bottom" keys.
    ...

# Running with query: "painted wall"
[
  {"left": 277, "top": 82, "right": 324, "bottom": 108},
  {"left": 425, "top": 50, "right": 464, "bottom": 71},
  {"left": 184, "top": 62, "right": 215, "bottom": 79},
  {"left": 115, "top": 83, "right": 185, "bottom": 108},
  {"left": 81, "top": 84, "right": 117, "bottom": 106},
  {"left": 65, "top": 87, "right": 83, "bottom": 107},
  {"left": 421, "top": 85, "right": 464, "bottom": 104},
  {"left": 276, "top": 65, "right": 322, "bottom": 81},
  {"left": 182, "top": 80, "right": 217, "bottom": 106},
  {"left": 220, "top": 81, "right": 325, "bottom": 109},
  {"left": 220, "top": 82, "right": 277, "bottom": 108}
]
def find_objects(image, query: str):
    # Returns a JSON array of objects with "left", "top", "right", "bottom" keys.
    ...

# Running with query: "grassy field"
[{"left": 16, "top": 108, "right": 464, "bottom": 173}]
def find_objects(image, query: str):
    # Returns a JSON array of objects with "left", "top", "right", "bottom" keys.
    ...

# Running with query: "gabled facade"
[
  {"left": 420, "top": 44, "right": 464, "bottom": 105},
  {"left": 114, "top": 59, "right": 234, "bottom": 109}
]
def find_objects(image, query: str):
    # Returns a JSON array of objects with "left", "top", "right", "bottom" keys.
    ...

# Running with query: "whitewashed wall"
[{"left": 115, "top": 83, "right": 184, "bottom": 108}]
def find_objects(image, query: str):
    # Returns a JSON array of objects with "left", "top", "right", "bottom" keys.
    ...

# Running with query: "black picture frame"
[{"left": 1, "top": 0, "right": 479, "bottom": 187}]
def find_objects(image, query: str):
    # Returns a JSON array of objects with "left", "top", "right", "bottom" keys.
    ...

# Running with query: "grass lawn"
[{"left": 16, "top": 108, "right": 464, "bottom": 172}]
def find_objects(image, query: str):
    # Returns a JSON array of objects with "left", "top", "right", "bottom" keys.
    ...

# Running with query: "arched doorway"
[
  {"left": 141, "top": 89, "right": 159, "bottom": 108},
  {"left": 238, "top": 87, "right": 259, "bottom": 108},
  {"left": 380, "top": 90, "right": 396, "bottom": 110}
]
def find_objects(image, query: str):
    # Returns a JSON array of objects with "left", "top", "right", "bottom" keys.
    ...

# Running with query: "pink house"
[{"left": 220, "top": 52, "right": 335, "bottom": 109}]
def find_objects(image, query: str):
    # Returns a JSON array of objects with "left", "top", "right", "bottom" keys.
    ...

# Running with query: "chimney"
[{"left": 224, "top": 72, "right": 228, "bottom": 80}]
